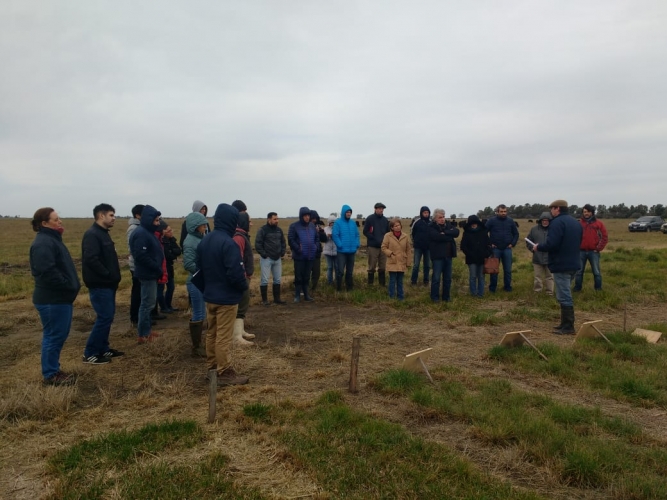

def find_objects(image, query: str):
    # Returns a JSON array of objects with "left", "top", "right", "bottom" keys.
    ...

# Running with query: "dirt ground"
[{"left": 1, "top": 287, "right": 666, "bottom": 499}]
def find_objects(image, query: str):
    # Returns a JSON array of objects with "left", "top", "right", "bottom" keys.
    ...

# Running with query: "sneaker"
[
  {"left": 216, "top": 367, "right": 249, "bottom": 386},
  {"left": 101, "top": 348, "right": 125, "bottom": 358},
  {"left": 137, "top": 332, "right": 160, "bottom": 344},
  {"left": 44, "top": 371, "right": 76, "bottom": 386},
  {"left": 83, "top": 354, "right": 111, "bottom": 365}
]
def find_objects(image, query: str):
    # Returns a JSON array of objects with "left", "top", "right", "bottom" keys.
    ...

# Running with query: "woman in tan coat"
[{"left": 381, "top": 218, "right": 413, "bottom": 300}]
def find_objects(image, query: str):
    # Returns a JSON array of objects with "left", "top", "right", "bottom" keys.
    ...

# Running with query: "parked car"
[
  {"left": 662, "top": 221, "right": 667, "bottom": 234},
  {"left": 628, "top": 216, "right": 665, "bottom": 232}
]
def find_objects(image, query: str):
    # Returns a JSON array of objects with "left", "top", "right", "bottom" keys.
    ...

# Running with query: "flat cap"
[{"left": 374, "top": 202, "right": 386, "bottom": 209}]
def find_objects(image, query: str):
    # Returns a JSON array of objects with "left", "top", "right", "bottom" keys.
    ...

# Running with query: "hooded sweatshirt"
[
  {"left": 332, "top": 204, "right": 360, "bottom": 253},
  {"left": 180, "top": 200, "right": 210, "bottom": 247},
  {"left": 288, "top": 207, "right": 319, "bottom": 261},
  {"left": 411, "top": 206, "right": 431, "bottom": 250},
  {"left": 323, "top": 215, "right": 337, "bottom": 257},
  {"left": 233, "top": 212, "right": 254, "bottom": 277},
  {"left": 129, "top": 205, "right": 165, "bottom": 280},
  {"left": 526, "top": 212, "right": 551, "bottom": 265},
  {"left": 196, "top": 203, "right": 248, "bottom": 305},
  {"left": 460, "top": 215, "right": 491, "bottom": 265},
  {"left": 182, "top": 211, "right": 208, "bottom": 282}
]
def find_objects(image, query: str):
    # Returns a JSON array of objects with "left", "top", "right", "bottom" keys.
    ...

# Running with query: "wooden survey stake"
[
  {"left": 349, "top": 336, "right": 360, "bottom": 393},
  {"left": 402, "top": 348, "right": 434, "bottom": 383},
  {"left": 575, "top": 320, "right": 611, "bottom": 345},
  {"left": 499, "top": 330, "right": 548, "bottom": 361}
]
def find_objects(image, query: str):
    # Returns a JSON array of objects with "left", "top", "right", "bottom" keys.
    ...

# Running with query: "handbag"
[
  {"left": 483, "top": 257, "right": 500, "bottom": 275},
  {"left": 191, "top": 269, "right": 205, "bottom": 292}
]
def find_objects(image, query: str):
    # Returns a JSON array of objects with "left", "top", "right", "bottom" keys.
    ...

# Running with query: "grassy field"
[{"left": 0, "top": 216, "right": 666, "bottom": 499}]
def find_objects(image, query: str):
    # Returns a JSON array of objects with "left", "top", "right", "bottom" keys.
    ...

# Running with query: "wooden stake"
[
  {"left": 208, "top": 369, "right": 217, "bottom": 423},
  {"left": 349, "top": 336, "right": 360, "bottom": 393}
]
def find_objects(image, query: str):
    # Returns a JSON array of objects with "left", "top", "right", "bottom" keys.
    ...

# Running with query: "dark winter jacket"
[
  {"left": 460, "top": 217, "right": 491, "bottom": 265},
  {"left": 486, "top": 215, "right": 519, "bottom": 250},
  {"left": 580, "top": 216, "right": 608, "bottom": 252},
  {"left": 526, "top": 213, "right": 551, "bottom": 265},
  {"left": 255, "top": 223, "right": 286, "bottom": 260},
  {"left": 363, "top": 212, "right": 390, "bottom": 248},
  {"left": 233, "top": 212, "right": 254, "bottom": 278},
  {"left": 332, "top": 204, "right": 360, "bottom": 254},
  {"left": 310, "top": 210, "right": 329, "bottom": 259},
  {"left": 162, "top": 235, "right": 181, "bottom": 280},
  {"left": 411, "top": 206, "right": 431, "bottom": 250},
  {"left": 196, "top": 204, "right": 248, "bottom": 305},
  {"left": 539, "top": 212, "right": 583, "bottom": 273},
  {"left": 30, "top": 227, "right": 81, "bottom": 304},
  {"left": 81, "top": 222, "right": 122, "bottom": 290},
  {"left": 288, "top": 207, "right": 319, "bottom": 261},
  {"left": 428, "top": 221, "right": 459, "bottom": 260},
  {"left": 129, "top": 205, "right": 165, "bottom": 281}
]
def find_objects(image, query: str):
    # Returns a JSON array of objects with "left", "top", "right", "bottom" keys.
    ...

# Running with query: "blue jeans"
[
  {"left": 85, "top": 288, "right": 116, "bottom": 357},
  {"left": 325, "top": 255, "right": 338, "bottom": 284},
  {"left": 431, "top": 258, "right": 453, "bottom": 302},
  {"left": 35, "top": 303, "right": 73, "bottom": 379},
  {"left": 411, "top": 248, "right": 430, "bottom": 284},
  {"left": 553, "top": 272, "right": 576, "bottom": 307},
  {"left": 259, "top": 257, "right": 282, "bottom": 286},
  {"left": 468, "top": 263, "right": 484, "bottom": 297},
  {"left": 336, "top": 252, "right": 356, "bottom": 288},
  {"left": 574, "top": 251, "right": 601, "bottom": 290},
  {"left": 139, "top": 279, "right": 157, "bottom": 337},
  {"left": 489, "top": 247, "right": 513, "bottom": 292},
  {"left": 388, "top": 272, "right": 405, "bottom": 300},
  {"left": 187, "top": 281, "right": 206, "bottom": 322}
]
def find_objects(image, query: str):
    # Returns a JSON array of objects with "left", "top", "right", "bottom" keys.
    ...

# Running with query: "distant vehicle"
[
  {"left": 628, "top": 216, "right": 664, "bottom": 232},
  {"left": 662, "top": 221, "right": 667, "bottom": 234}
]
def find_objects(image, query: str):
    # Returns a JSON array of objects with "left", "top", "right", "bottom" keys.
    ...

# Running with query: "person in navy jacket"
[{"left": 288, "top": 207, "right": 319, "bottom": 302}]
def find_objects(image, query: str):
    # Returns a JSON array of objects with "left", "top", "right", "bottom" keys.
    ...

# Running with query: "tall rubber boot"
[
  {"left": 378, "top": 271, "right": 386, "bottom": 286},
  {"left": 189, "top": 320, "right": 206, "bottom": 357},
  {"left": 367, "top": 272, "right": 375, "bottom": 285},
  {"left": 233, "top": 318, "right": 254, "bottom": 345},
  {"left": 241, "top": 320, "right": 255, "bottom": 340},
  {"left": 554, "top": 306, "right": 575, "bottom": 335},
  {"left": 260, "top": 285, "right": 270, "bottom": 306},
  {"left": 303, "top": 285, "right": 314, "bottom": 302},
  {"left": 272, "top": 284, "right": 286, "bottom": 305},
  {"left": 294, "top": 285, "right": 301, "bottom": 303}
]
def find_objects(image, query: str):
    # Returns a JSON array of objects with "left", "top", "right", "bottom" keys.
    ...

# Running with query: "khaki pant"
[
  {"left": 533, "top": 264, "right": 554, "bottom": 295},
  {"left": 367, "top": 246, "right": 387, "bottom": 272},
  {"left": 205, "top": 303, "right": 238, "bottom": 374}
]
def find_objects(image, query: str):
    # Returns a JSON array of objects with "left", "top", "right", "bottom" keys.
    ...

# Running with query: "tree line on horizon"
[{"left": 473, "top": 203, "right": 666, "bottom": 220}]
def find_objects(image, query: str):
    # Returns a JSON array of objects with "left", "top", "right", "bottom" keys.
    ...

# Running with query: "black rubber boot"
[
  {"left": 272, "top": 284, "right": 286, "bottom": 305},
  {"left": 367, "top": 272, "right": 375, "bottom": 285},
  {"left": 554, "top": 306, "right": 575, "bottom": 335},
  {"left": 378, "top": 271, "right": 386, "bottom": 286},
  {"left": 260, "top": 285, "right": 270, "bottom": 306},
  {"left": 293, "top": 285, "right": 301, "bottom": 303},
  {"left": 303, "top": 285, "right": 314, "bottom": 302},
  {"left": 189, "top": 321, "right": 206, "bottom": 357}
]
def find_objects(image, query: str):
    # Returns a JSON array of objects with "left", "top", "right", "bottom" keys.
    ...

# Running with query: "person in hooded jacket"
[
  {"left": 197, "top": 203, "right": 249, "bottom": 386},
  {"left": 332, "top": 204, "right": 360, "bottom": 291},
  {"left": 410, "top": 206, "right": 431, "bottom": 286},
  {"left": 182, "top": 211, "right": 208, "bottom": 357},
  {"left": 526, "top": 212, "right": 554, "bottom": 295},
  {"left": 309, "top": 210, "right": 329, "bottom": 292},
  {"left": 428, "top": 208, "right": 460, "bottom": 302},
  {"left": 129, "top": 205, "right": 164, "bottom": 343},
  {"left": 288, "top": 207, "right": 319, "bottom": 302},
  {"left": 381, "top": 218, "right": 412, "bottom": 300},
  {"left": 323, "top": 215, "right": 338, "bottom": 285},
  {"left": 180, "top": 200, "right": 210, "bottom": 248},
  {"left": 127, "top": 204, "right": 144, "bottom": 326},
  {"left": 232, "top": 211, "right": 255, "bottom": 345},
  {"left": 160, "top": 224, "right": 181, "bottom": 312},
  {"left": 460, "top": 215, "right": 491, "bottom": 297},
  {"left": 30, "top": 207, "right": 81, "bottom": 386}
]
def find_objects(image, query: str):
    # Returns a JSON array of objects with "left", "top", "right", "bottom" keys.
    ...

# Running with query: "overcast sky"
[{"left": 1, "top": 1, "right": 666, "bottom": 219}]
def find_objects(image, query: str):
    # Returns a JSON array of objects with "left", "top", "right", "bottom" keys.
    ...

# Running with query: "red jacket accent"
[{"left": 580, "top": 217, "right": 608, "bottom": 252}]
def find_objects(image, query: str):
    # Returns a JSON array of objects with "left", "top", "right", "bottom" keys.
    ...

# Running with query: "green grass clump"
[
  {"left": 280, "top": 390, "right": 542, "bottom": 499},
  {"left": 243, "top": 402, "right": 273, "bottom": 422},
  {"left": 375, "top": 370, "right": 667, "bottom": 496},
  {"left": 47, "top": 420, "right": 266, "bottom": 500}
]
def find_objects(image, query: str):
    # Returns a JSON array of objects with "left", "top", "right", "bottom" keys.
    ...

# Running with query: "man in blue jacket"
[
  {"left": 332, "top": 204, "right": 360, "bottom": 291},
  {"left": 129, "top": 205, "right": 164, "bottom": 343},
  {"left": 485, "top": 204, "right": 519, "bottom": 292},
  {"left": 197, "top": 203, "right": 249, "bottom": 385},
  {"left": 288, "top": 207, "right": 319, "bottom": 302},
  {"left": 534, "top": 200, "right": 583, "bottom": 334}
]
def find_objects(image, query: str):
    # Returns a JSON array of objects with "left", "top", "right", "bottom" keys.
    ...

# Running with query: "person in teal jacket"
[{"left": 332, "top": 204, "right": 360, "bottom": 291}]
